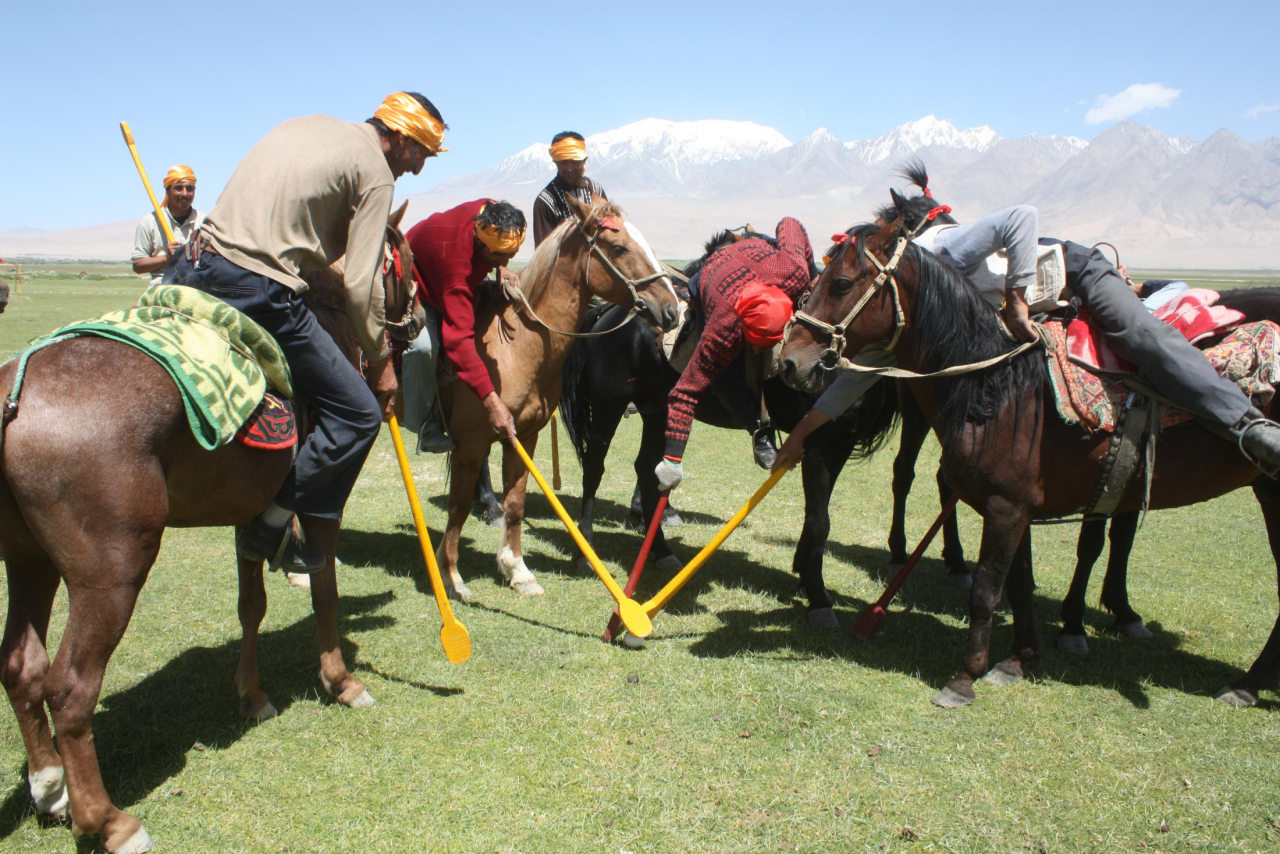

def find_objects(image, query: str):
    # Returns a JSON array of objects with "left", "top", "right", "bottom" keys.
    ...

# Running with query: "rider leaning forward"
[
  {"left": 402, "top": 199, "right": 527, "bottom": 453},
  {"left": 166, "top": 91, "right": 446, "bottom": 572},
  {"left": 775, "top": 192, "right": 1280, "bottom": 472}
]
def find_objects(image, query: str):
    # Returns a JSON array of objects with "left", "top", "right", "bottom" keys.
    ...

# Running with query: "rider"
[
  {"left": 774, "top": 199, "right": 1280, "bottom": 472},
  {"left": 167, "top": 91, "right": 446, "bottom": 572},
  {"left": 532, "top": 132, "right": 608, "bottom": 246},
  {"left": 131, "top": 165, "right": 204, "bottom": 288},
  {"left": 654, "top": 217, "right": 815, "bottom": 491},
  {"left": 402, "top": 199, "right": 526, "bottom": 453}
]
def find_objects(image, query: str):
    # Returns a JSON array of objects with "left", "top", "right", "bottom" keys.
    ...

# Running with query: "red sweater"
[{"left": 407, "top": 199, "right": 496, "bottom": 399}]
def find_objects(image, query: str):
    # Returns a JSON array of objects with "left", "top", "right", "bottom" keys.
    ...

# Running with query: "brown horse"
[
  {"left": 0, "top": 206, "right": 416, "bottom": 853},
  {"left": 780, "top": 191, "right": 1280, "bottom": 711},
  {"left": 435, "top": 196, "right": 681, "bottom": 601}
]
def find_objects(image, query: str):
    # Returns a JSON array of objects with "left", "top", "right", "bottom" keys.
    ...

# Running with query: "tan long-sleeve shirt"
[{"left": 200, "top": 115, "right": 394, "bottom": 360}]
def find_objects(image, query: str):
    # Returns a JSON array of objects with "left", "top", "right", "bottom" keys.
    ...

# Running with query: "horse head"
[
  {"left": 381, "top": 200, "right": 426, "bottom": 343},
  {"left": 0, "top": 278, "right": 9, "bottom": 314},
  {"left": 564, "top": 195, "right": 682, "bottom": 332}
]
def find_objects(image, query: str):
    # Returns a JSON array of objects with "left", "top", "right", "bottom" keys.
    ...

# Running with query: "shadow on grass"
[{"left": 0, "top": 591, "right": 417, "bottom": 844}]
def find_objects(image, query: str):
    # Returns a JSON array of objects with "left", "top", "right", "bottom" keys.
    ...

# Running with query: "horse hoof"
[
  {"left": 29, "top": 767, "right": 69, "bottom": 821},
  {"left": 1116, "top": 621, "right": 1154, "bottom": 641},
  {"left": 287, "top": 572, "right": 311, "bottom": 590},
  {"left": 511, "top": 579, "right": 545, "bottom": 596},
  {"left": 576, "top": 557, "right": 594, "bottom": 575},
  {"left": 250, "top": 700, "right": 279, "bottom": 722},
  {"left": 886, "top": 560, "right": 904, "bottom": 573},
  {"left": 982, "top": 665, "right": 1021, "bottom": 687},
  {"left": 343, "top": 689, "right": 376, "bottom": 709},
  {"left": 1057, "top": 634, "right": 1090, "bottom": 656},
  {"left": 807, "top": 607, "right": 839, "bottom": 630},
  {"left": 930, "top": 686, "right": 974, "bottom": 709},
  {"left": 448, "top": 582, "right": 472, "bottom": 602},
  {"left": 112, "top": 826, "right": 156, "bottom": 854},
  {"left": 622, "top": 632, "right": 646, "bottom": 650},
  {"left": 654, "top": 554, "right": 682, "bottom": 573},
  {"left": 1214, "top": 686, "right": 1258, "bottom": 708},
  {"left": 662, "top": 509, "right": 684, "bottom": 528},
  {"left": 948, "top": 573, "right": 973, "bottom": 590}
]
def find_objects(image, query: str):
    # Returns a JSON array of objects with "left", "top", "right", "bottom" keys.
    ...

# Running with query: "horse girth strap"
[{"left": 833, "top": 337, "right": 1042, "bottom": 380}]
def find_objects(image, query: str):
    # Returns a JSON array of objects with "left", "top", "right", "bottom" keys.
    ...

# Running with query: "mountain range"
[{"left": 6, "top": 115, "right": 1278, "bottom": 268}]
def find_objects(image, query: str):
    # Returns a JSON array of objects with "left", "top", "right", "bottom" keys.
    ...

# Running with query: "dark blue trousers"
[{"left": 167, "top": 250, "right": 381, "bottom": 518}]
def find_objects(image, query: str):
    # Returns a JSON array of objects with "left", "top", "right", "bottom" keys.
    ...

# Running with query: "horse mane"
[
  {"left": 872, "top": 159, "right": 959, "bottom": 232},
  {"left": 683, "top": 228, "right": 778, "bottom": 280},
  {"left": 520, "top": 198, "right": 625, "bottom": 307},
  {"left": 840, "top": 222, "right": 1045, "bottom": 452}
]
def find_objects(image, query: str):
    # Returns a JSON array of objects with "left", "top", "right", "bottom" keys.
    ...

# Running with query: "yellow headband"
[
  {"left": 160, "top": 165, "right": 196, "bottom": 205},
  {"left": 374, "top": 92, "right": 448, "bottom": 154},
  {"left": 549, "top": 137, "right": 587, "bottom": 162},
  {"left": 475, "top": 208, "right": 526, "bottom": 255}
]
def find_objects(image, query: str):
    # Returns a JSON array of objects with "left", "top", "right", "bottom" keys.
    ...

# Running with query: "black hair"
[
  {"left": 551, "top": 131, "right": 585, "bottom": 144},
  {"left": 366, "top": 92, "right": 447, "bottom": 137},
  {"left": 872, "top": 158, "right": 958, "bottom": 233},
  {"left": 475, "top": 200, "right": 526, "bottom": 233}
]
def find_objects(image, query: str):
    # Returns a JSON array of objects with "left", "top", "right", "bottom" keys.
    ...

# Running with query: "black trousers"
[
  {"left": 167, "top": 250, "right": 381, "bottom": 518},
  {"left": 1062, "top": 241, "right": 1249, "bottom": 428}
]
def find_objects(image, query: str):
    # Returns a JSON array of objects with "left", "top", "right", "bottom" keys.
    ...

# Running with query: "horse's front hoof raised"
[
  {"left": 1214, "top": 685, "right": 1258, "bottom": 708},
  {"left": 930, "top": 686, "right": 974, "bottom": 709},
  {"left": 1115, "top": 621, "right": 1154, "bottom": 641},
  {"left": 511, "top": 579, "right": 545, "bottom": 596},
  {"left": 806, "top": 607, "right": 839, "bottom": 629},
  {"left": 1057, "top": 633, "right": 1090, "bottom": 656}
]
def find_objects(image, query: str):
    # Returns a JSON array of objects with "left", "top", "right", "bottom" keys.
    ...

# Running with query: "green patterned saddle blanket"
[{"left": 19, "top": 285, "right": 293, "bottom": 450}]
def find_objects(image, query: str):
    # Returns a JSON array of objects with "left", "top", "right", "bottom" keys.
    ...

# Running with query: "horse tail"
[
  {"left": 843, "top": 375, "right": 903, "bottom": 460},
  {"left": 559, "top": 304, "right": 610, "bottom": 465}
]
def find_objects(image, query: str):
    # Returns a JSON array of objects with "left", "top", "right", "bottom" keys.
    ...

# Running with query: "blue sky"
[{"left": 2, "top": 0, "right": 1277, "bottom": 231}]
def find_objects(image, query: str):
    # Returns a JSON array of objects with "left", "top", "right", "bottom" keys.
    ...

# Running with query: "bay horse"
[
  {"left": 559, "top": 229, "right": 901, "bottom": 626},
  {"left": 0, "top": 205, "right": 417, "bottom": 853},
  {"left": 781, "top": 190, "right": 1280, "bottom": 710},
  {"left": 433, "top": 196, "right": 682, "bottom": 601}
]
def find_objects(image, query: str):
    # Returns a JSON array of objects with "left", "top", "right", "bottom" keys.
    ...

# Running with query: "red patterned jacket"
[{"left": 665, "top": 217, "right": 815, "bottom": 458}]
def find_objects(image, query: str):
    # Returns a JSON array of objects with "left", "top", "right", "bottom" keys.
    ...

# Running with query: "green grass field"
[{"left": 2, "top": 267, "right": 1280, "bottom": 852}]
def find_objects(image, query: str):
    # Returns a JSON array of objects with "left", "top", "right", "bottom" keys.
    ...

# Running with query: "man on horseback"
[
  {"left": 167, "top": 91, "right": 448, "bottom": 572},
  {"left": 402, "top": 199, "right": 527, "bottom": 453},
  {"left": 131, "top": 165, "right": 204, "bottom": 288},
  {"left": 654, "top": 217, "right": 815, "bottom": 490},
  {"left": 533, "top": 132, "right": 607, "bottom": 246},
  {"left": 774, "top": 183, "right": 1280, "bottom": 472}
]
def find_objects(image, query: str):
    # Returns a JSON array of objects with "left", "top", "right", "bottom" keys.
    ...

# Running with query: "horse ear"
[
  {"left": 388, "top": 200, "right": 409, "bottom": 230},
  {"left": 565, "top": 194, "right": 592, "bottom": 223},
  {"left": 889, "top": 189, "right": 908, "bottom": 212}
]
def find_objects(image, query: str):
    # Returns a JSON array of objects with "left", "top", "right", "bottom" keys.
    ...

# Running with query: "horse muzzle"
[{"left": 779, "top": 354, "right": 831, "bottom": 395}]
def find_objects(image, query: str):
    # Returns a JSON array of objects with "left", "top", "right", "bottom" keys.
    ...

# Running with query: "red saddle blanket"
[
  {"left": 234, "top": 392, "right": 298, "bottom": 450},
  {"left": 1045, "top": 318, "right": 1280, "bottom": 433}
]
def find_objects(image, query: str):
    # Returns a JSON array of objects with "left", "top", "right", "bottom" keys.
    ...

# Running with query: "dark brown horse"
[
  {"left": 780, "top": 191, "right": 1280, "bottom": 711},
  {"left": 0, "top": 205, "right": 417, "bottom": 853}
]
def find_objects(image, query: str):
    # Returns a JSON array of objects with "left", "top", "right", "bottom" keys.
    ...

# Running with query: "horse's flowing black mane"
[
  {"left": 681, "top": 229, "right": 776, "bottom": 281},
  {"left": 838, "top": 222, "right": 1046, "bottom": 452},
  {"left": 872, "top": 159, "right": 959, "bottom": 232}
]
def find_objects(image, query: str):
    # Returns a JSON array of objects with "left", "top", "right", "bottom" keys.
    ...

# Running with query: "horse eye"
[{"left": 831, "top": 276, "right": 855, "bottom": 296}]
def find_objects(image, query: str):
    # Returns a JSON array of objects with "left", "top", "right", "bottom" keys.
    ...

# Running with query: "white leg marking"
[
  {"left": 29, "top": 766, "right": 68, "bottom": 817},
  {"left": 116, "top": 826, "right": 155, "bottom": 854}
]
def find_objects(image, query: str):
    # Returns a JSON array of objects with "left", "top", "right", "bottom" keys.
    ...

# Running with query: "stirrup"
[{"left": 1236, "top": 416, "right": 1280, "bottom": 479}]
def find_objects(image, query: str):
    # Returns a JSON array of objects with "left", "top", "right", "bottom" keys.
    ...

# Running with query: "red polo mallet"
[
  {"left": 851, "top": 494, "right": 960, "bottom": 640},
  {"left": 603, "top": 490, "right": 670, "bottom": 642}
]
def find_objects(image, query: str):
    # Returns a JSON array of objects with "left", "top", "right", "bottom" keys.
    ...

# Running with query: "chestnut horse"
[
  {"left": 781, "top": 190, "right": 1280, "bottom": 711},
  {"left": 0, "top": 206, "right": 416, "bottom": 853},
  {"left": 435, "top": 196, "right": 681, "bottom": 601}
]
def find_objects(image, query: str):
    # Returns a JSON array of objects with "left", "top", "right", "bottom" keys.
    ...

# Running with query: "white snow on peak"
[
  {"left": 845, "top": 115, "right": 1002, "bottom": 163},
  {"left": 1168, "top": 135, "right": 1196, "bottom": 154},
  {"left": 587, "top": 118, "right": 792, "bottom": 165}
]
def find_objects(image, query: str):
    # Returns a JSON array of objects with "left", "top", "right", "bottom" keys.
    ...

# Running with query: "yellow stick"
[
  {"left": 641, "top": 465, "right": 791, "bottom": 618},
  {"left": 119, "top": 121, "right": 176, "bottom": 246},
  {"left": 551, "top": 409, "right": 562, "bottom": 490},
  {"left": 387, "top": 413, "right": 472, "bottom": 664},
  {"left": 512, "top": 437, "right": 651, "bottom": 638}
]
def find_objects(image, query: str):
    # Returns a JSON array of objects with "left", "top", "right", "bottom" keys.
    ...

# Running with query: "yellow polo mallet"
[
  {"left": 511, "top": 437, "right": 652, "bottom": 639},
  {"left": 640, "top": 465, "right": 791, "bottom": 620},
  {"left": 119, "top": 121, "right": 177, "bottom": 246},
  {"left": 387, "top": 413, "right": 472, "bottom": 664}
]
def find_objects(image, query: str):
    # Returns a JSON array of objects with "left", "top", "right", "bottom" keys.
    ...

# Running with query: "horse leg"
[
  {"left": 1216, "top": 485, "right": 1280, "bottom": 707},
  {"left": 472, "top": 449, "right": 504, "bottom": 527},
  {"left": 794, "top": 435, "right": 844, "bottom": 629},
  {"left": 1058, "top": 518, "right": 1106, "bottom": 655},
  {"left": 1101, "top": 511, "right": 1149, "bottom": 639},
  {"left": 497, "top": 437, "right": 544, "bottom": 596},
  {"left": 0, "top": 525, "right": 67, "bottom": 822},
  {"left": 888, "top": 391, "right": 929, "bottom": 568},
  {"left": 635, "top": 408, "right": 680, "bottom": 572},
  {"left": 440, "top": 447, "right": 484, "bottom": 602},
  {"left": 299, "top": 515, "right": 373, "bottom": 709},
  {"left": 985, "top": 530, "right": 1039, "bottom": 685},
  {"left": 234, "top": 554, "right": 277, "bottom": 720},
  {"left": 932, "top": 504, "right": 1028, "bottom": 709},
  {"left": 578, "top": 405, "right": 624, "bottom": 574},
  {"left": 937, "top": 468, "right": 971, "bottom": 585}
]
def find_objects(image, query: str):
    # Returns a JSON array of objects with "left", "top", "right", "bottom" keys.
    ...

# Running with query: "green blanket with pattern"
[{"left": 27, "top": 285, "right": 292, "bottom": 450}]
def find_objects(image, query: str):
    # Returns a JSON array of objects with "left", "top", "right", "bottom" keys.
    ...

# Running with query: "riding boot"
[
  {"left": 1233, "top": 406, "right": 1280, "bottom": 475},
  {"left": 236, "top": 515, "right": 326, "bottom": 574},
  {"left": 752, "top": 422, "right": 778, "bottom": 469},
  {"left": 417, "top": 412, "right": 456, "bottom": 454}
]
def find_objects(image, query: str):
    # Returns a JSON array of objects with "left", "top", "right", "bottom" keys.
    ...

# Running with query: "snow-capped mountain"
[{"left": 846, "top": 114, "right": 1001, "bottom": 163}]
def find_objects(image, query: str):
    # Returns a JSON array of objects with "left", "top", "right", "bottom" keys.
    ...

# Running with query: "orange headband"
[
  {"left": 374, "top": 92, "right": 448, "bottom": 154},
  {"left": 475, "top": 206, "right": 525, "bottom": 255},
  {"left": 549, "top": 137, "right": 587, "bottom": 162},
  {"left": 160, "top": 165, "right": 196, "bottom": 205}
]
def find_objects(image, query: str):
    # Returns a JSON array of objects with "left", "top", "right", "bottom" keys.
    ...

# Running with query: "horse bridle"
[
  {"left": 380, "top": 236, "right": 424, "bottom": 341},
  {"left": 788, "top": 205, "right": 950, "bottom": 370}
]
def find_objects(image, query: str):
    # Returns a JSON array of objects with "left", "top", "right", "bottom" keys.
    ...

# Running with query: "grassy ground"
[{"left": 1, "top": 270, "right": 1280, "bottom": 852}]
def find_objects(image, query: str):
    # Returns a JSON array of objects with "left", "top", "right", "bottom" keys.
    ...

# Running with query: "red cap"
[{"left": 734, "top": 280, "right": 794, "bottom": 347}]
